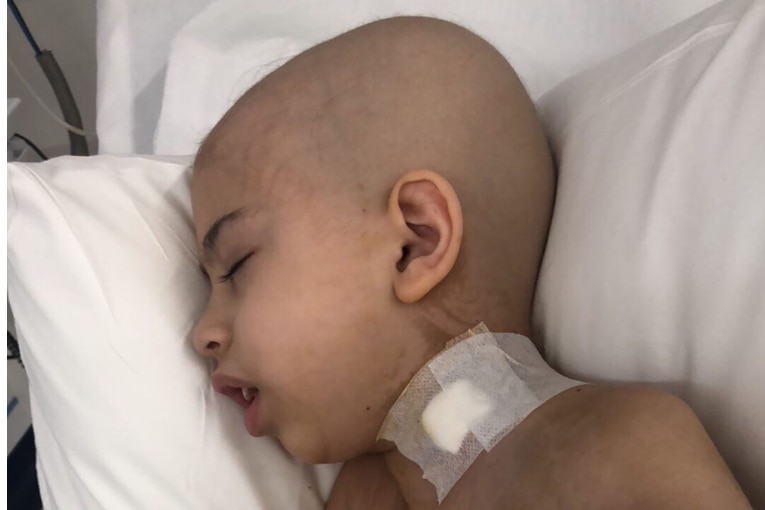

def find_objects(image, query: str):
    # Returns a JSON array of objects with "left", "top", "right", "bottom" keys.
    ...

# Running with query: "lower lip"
[{"left": 244, "top": 393, "right": 263, "bottom": 436}]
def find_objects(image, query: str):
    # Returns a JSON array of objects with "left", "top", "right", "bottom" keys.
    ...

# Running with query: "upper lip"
[{"left": 211, "top": 372, "right": 255, "bottom": 394}]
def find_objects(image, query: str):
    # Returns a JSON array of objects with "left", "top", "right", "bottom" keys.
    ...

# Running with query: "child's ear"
[{"left": 388, "top": 170, "right": 463, "bottom": 303}]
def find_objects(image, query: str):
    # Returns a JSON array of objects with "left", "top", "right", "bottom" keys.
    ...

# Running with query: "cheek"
[
  {"left": 233, "top": 247, "right": 382, "bottom": 377},
  {"left": 232, "top": 226, "right": 404, "bottom": 460},
  {"left": 261, "top": 236, "right": 384, "bottom": 327}
]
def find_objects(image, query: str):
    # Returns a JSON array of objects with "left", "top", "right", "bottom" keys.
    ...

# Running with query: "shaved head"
[{"left": 195, "top": 15, "right": 554, "bottom": 338}]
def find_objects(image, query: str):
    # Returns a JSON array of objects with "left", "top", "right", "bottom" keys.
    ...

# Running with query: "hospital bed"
[{"left": 7, "top": 0, "right": 765, "bottom": 508}]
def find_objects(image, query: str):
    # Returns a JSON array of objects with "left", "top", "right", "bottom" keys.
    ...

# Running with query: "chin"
[{"left": 280, "top": 434, "right": 331, "bottom": 465}]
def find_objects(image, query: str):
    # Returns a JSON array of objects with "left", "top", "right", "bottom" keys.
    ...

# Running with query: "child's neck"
[{"left": 374, "top": 327, "right": 584, "bottom": 507}]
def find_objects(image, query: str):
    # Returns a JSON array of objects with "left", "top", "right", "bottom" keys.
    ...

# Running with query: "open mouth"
[
  {"left": 219, "top": 385, "right": 260, "bottom": 409},
  {"left": 211, "top": 373, "right": 260, "bottom": 409},
  {"left": 211, "top": 374, "right": 265, "bottom": 436}
]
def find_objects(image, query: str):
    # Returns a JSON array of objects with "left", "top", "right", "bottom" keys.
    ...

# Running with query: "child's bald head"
[
  {"left": 195, "top": 16, "right": 553, "bottom": 334},
  {"left": 192, "top": 17, "right": 554, "bottom": 463}
]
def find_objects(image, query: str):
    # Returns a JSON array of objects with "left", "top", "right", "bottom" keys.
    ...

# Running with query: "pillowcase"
[
  {"left": 532, "top": 0, "right": 765, "bottom": 505},
  {"left": 7, "top": 156, "right": 340, "bottom": 510}
]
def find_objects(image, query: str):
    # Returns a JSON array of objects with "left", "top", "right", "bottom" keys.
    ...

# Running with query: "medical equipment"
[{"left": 7, "top": 0, "right": 90, "bottom": 155}]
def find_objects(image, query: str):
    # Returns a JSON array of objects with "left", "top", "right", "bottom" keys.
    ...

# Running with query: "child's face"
[{"left": 191, "top": 148, "right": 433, "bottom": 464}]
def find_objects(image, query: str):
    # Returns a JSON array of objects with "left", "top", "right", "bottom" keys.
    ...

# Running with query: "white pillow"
[
  {"left": 7, "top": 156, "right": 339, "bottom": 510},
  {"left": 533, "top": 0, "right": 765, "bottom": 505},
  {"left": 152, "top": 0, "right": 720, "bottom": 155}
]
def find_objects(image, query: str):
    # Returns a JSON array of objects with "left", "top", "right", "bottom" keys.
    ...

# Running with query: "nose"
[{"left": 192, "top": 301, "right": 232, "bottom": 361}]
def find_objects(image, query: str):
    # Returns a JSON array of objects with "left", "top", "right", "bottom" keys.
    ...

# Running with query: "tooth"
[{"left": 242, "top": 387, "right": 255, "bottom": 402}]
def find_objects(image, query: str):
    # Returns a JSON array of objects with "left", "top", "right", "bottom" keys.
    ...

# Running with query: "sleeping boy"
[{"left": 190, "top": 16, "right": 751, "bottom": 509}]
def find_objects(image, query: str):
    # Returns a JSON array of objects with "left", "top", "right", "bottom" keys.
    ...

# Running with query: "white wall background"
[{"left": 7, "top": 0, "right": 99, "bottom": 157}]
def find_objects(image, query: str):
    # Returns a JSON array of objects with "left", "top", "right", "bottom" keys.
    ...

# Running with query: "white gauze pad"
[{"left": 377, "top": 323, "right": 583, "bottom": 502}]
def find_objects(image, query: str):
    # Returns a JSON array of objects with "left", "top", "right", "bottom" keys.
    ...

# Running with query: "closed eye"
[{"left": 218, "top": 253, "right": 253, "bottom": 283}]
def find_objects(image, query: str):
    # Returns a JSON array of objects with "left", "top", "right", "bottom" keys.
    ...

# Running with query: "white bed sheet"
[{"left": 96, "top": 0, "right": 721, "bottom": 155}]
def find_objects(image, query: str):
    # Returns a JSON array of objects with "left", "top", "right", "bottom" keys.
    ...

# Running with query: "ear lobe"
[{"left": 388, "top": 170, "right": 463, "bottom": 303}]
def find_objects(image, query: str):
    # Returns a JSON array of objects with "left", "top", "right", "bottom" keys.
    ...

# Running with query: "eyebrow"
[{"left": 199, "top": 208, "right": 246, "bottom": 275}]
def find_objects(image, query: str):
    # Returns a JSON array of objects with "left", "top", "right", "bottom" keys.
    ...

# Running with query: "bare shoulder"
[
  {"left": 553, "top": 385, "right": 752, "bottom": 509},
  {"left": 585, "top": 388, "right": 731, "bottom": 463},
  {"left": 326, "top": 454, "right": 407, "bottom": 510},
  {"left": 445, "top": 385, "right": 752, "bottom": 510}
]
